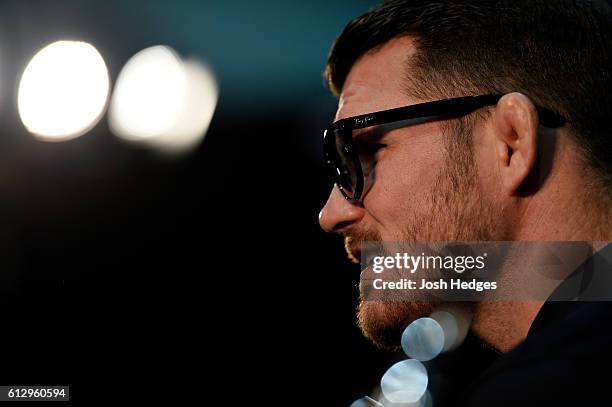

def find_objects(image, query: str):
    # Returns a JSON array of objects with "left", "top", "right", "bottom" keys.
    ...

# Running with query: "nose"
[{"left": 319, "top": 184, "right": 365, "bottom": 233}]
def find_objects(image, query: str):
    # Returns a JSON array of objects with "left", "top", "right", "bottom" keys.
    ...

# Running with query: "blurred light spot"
[
  {"left": 150, "top": 60, "right": 218, "bottom": 152},
  {"left": 380, "top": 359, "right": 428, "bottom": 404},
  {"left": 18, "top": 40, "right": 109, "bottom": 141},
  {"left": 350, "top": 396, "right": 384, "bottom": 407},
  {"left": 109, "top": 46, "right": 185, "bottom": 140},
  {"left": 109, "top": 45, "right": 218, "bottom": 154},
  {"left": 401, "top": 317, "right": 444, "bottom": 361},
  {"left": 430, "top": 308, "right": 471, "bottom": 352}
]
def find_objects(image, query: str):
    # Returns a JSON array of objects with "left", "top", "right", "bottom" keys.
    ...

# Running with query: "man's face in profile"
[{"left": 319, "top": 37, "right": 501, "bottom": 348}]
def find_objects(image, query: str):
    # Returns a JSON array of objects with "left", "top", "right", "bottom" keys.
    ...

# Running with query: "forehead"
[{"left": 336, "top": 36, "right": 421, "bottom": 120}]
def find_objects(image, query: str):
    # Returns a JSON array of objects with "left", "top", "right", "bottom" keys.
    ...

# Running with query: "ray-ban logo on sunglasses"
[{"left": 355, "top": 116, "right": 374, "bottom": 125}]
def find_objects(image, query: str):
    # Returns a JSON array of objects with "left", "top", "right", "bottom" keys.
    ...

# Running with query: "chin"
[{"left": 357, "top": 300, "right": 438, "bottom": 350}]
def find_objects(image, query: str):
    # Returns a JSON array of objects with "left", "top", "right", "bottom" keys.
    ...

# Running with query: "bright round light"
[
  {"left": 401, "top": 317, "right": 445, "bottom": 361},
  {"left": 149, "top": 60, "right": 218, "bottom": 152},
  {"left": 109, "top": 45, "right": 187, "bottom": 140},
  {"left": 380, "top": 359, "right": 428, "bottom": 404},
  {"left": 109, "top": 45, "right": 186, "bottom": 140},
  {"left": 18, "top": 40, "right": 109, "bottom": 141},
  {"left": 109, "top": 46, "right": 217, "bottom": 153}
]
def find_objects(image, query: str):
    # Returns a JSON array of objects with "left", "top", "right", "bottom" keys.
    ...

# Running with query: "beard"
[{"left": 347, "top": 133, "right": 498, "bottom": 350}]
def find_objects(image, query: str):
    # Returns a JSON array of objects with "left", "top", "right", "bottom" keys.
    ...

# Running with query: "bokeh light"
[
  {"left": 109, "top": 45, "right": 218, "bottom": 153},
  {"left": 380, "top": 359, "right": 428, "bottom": 404},
  {"left": 429, "top": 308, "right": 471, "bottom": 352},
  {"left": 148, "top": 60, "right": 218, "bottom": 152},
  {"left": 401, "top": 317, "right": 445, "bottom": 361},
  {"left": 109, "top": 45, "right": 186, "bottom": 140},
  {"left": 17, "top": 40, "right": 110, "bottom": 141}
]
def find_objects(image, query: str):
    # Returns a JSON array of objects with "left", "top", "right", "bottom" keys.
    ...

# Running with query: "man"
[{"left": 318, "top": 0, "right": 612, "bottom": 405}]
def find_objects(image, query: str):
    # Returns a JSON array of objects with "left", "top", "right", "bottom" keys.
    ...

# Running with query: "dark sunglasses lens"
[{"left": 331, "top": 129, "right": 358, "bottom": 198}]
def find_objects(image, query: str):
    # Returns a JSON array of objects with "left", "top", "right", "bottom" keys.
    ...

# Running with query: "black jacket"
[{"left": 436, "top": 244, "right": 612, "bottom": 406}]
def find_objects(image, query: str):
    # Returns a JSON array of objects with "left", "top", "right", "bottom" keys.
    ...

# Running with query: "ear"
[{"left": 492, "top": 93, "right": 539, "bottom": 195}]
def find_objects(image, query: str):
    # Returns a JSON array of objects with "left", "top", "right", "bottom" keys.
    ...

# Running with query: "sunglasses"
[{"left": 323, "top": 94, "right": 566, "bottom": 203}]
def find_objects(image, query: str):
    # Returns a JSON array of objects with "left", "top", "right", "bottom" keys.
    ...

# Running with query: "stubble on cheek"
[{"left": 353, "top": 154, "right": 496, "bottom": 348}]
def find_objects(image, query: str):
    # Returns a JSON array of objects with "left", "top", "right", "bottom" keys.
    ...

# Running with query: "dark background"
[{"left": 0, "top": 0, "right": 399, "bottom": 404}]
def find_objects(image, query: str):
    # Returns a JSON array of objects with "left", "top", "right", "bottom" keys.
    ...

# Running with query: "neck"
[
  {"left": 472, "top": 301, "right": 543, "bottom": 352},
  {"left": 472, "top": 163, "right": 612, "bottom": 352},
  {"left": 516, "top": 147, "right": 612, "bottom": 241}
]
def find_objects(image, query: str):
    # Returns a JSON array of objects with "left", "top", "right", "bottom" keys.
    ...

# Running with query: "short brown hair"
[{"left": 325, "top": 0, "right": 612, "bottom": 190}]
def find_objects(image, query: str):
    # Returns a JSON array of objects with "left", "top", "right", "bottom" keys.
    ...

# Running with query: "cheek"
[{"left": 366, "top": 139, "right": 446, "bottom": 228}]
